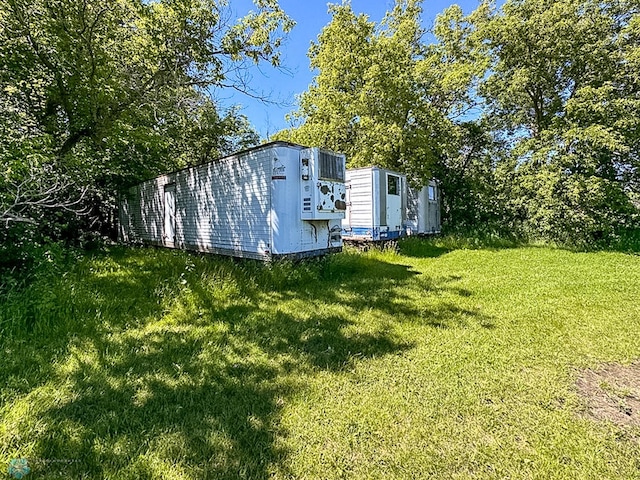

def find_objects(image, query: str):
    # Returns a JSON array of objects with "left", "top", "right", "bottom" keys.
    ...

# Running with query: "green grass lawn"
[{"left": 1, "top": 240, "right": 639, "bottom": 479}]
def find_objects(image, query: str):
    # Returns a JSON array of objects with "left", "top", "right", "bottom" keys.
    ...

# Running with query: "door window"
[
  {"left": 428, "top": 185, "right": 436, "bottom": 201},
  {"left": 387, "top": 175, "right": 400, "bottom": 196}
]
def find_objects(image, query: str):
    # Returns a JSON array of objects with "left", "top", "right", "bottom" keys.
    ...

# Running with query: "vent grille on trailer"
[{"left": 318, "top": 152, "right": 344, "bottom": 182}]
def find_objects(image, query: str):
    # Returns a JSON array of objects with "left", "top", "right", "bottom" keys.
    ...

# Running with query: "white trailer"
[
  {"left": 342, "top": 166, "right": 408, "bottom": 242},
  {"left": 406, "top": 180, "right": 441, "bottom": 235},
  {"left": 119, "top": 141, "right": 347, "bottom": 260}
]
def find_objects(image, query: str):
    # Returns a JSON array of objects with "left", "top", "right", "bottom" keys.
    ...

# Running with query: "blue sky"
[{"left": 218, "top": 1, "right": 485, "bottom": 139}]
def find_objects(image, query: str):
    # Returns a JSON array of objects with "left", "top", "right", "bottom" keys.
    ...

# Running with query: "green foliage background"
[
  {"left": 280, "top": 0, "right": 639, "bottom": 247},
  {"left": 0, "top": 0, "right": 293, "bottom": 273}
]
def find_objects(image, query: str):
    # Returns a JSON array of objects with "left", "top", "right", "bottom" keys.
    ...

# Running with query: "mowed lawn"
[{"left": 1, "top": 241, "right": 639, "bottom": 479}]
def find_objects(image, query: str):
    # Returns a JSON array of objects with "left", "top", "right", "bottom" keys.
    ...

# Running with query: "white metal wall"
[
  {"left": 269, "top": 146, "right": 341, "bottom": 255},
  {"left": 407, "top": 180, "right": 441, "bottom": 234},
  {"left": 119, "top": 142, "right": 346, "bottom": 259},
  {"left": 174, "top": 148, "right": 272, "bottom": 258},
  {"left": 119, "top": 149, "right": 272, "bottom": 258},
  {"left": 119, "top": 175, "right": 172, "bottom": 245},
  {"left": 342, "top": 166, "right": 408, "bottom": 240},
  {"left": 343, "top": 168, "right": 375, "bottom": 231}
]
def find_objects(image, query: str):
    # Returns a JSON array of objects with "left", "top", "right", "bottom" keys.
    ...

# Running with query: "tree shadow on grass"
[
  {"left": 412, "top": 302, "right": 495, "bottom": 330},
  {"left": 0, "top": 247, "right": 492, "bottom": 478},
  {"left": 30, "top": 330, "right": 291, "bottom": 478},
  {"left": 397, "top": 238, "right": 453, "bottom": 258},
  {"left": 398, "top": 235, "right": 529, "bottom": 258},
  {"left": 404, "top": 274, "right": 495, "bottom": 329},
  {"left": 20, "top": 319, "right": 411, "bottom": 477}
]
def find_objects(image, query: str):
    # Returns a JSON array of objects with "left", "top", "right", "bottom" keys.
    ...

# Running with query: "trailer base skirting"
[
  {"left": 342, "top": 227, "right": 403, "bottom": 242},
  {"left": 120, "top": 239, "right": 341, "bottom": 261}
]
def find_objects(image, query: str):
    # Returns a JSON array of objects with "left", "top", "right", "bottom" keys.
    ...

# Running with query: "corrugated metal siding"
[
  {"left": 119, "top": 142, "right": 347, "bottom": 259},
  {"left": 119, "top": 150, "right": 272, "bottom": 258},
  {"left": 346, "top": 168, "right": 374, "bottom": 228},
  {"left": 120, "top": 175, "right": 173, "bottom": 244},
  {"left": 174, "top": 150, "right": 271, "bottom": 255},
  {"left": 407, "top": 186, "right": 419, "bottom": 229},
  {"left": 406, "top": 181, "right": 441, "bottom": 234}
]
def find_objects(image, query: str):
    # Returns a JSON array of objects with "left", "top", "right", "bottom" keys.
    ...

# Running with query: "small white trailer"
[
  {"left": 406, "top": 180, "right": 441, "bottom": 235},
  {"left": 341, "top": 167, "right": 441, "bottom": 242},
  {"left": 119, "top": 141, "right": 347, "bottom": 260},
  {"left": 341, "top": 166, "right": 408, "bottom": 242}
]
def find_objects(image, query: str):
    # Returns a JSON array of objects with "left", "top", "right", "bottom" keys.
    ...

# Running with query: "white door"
[
  {"left": 427, "top": 184, "right": 440, "bottom": 232},
  {"left": 386, "top": 174, "right": 402, "bottom": 229},
  {"left": 164, "top": 184, "right": 176, "bottom": 247}
]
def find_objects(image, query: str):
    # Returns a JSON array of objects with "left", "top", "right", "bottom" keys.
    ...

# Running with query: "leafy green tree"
[
  {"left": 431, "top": 121, "right": 512, "bottom": 234},
  {"left": 277, "top": 0, "right": 458, "bottom": 183},
  {"left": 277, "top": 1, "right": 501, "bottom": 235},
  {"left": 420, "top": 3, "right": 502, "bottom": 233},
  {"left": 0, "top": 0, "right": 293, "bottom": 231},
  {"left": 473, "top": 0, "right": 640, "bottom": 244},
  {"left": 424, "top": 0, "right": 639, "bottom": 245}
]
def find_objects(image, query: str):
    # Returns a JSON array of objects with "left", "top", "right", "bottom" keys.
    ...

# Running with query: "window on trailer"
[
  {"left": 428, "top": 185, "right": 436, "bottom": 201},
  {"left": 387, "top": 175, "right": 400, "bottom": 195}
]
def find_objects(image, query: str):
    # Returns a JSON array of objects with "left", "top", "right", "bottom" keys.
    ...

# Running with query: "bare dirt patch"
[{"left": 576, "top": 361, "right": 640, "bottom": 427}]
